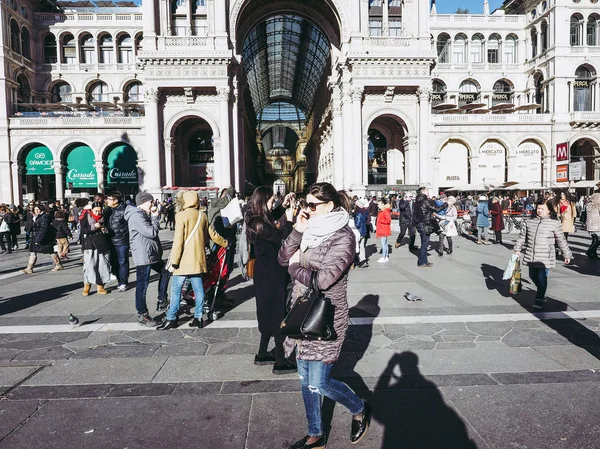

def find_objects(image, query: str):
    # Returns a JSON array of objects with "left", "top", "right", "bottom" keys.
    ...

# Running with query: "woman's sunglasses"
[{"left": 307, "top": 201, "right": 326, "bottom": 211}]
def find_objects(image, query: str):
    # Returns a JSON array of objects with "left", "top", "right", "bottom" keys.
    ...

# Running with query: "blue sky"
[{"left": 435, "top": 0, "right": 504, "bottom": 14}]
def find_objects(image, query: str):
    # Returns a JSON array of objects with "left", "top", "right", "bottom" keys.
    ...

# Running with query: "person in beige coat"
[
  {"left": 514, "top": 198, "right": 572, "bottom": 310},
  {"left": 158, "top": 191, "right": 227, "bottom": 330},
  {"left": 586, "top": 193, "right": 600, "bottom": 259}
]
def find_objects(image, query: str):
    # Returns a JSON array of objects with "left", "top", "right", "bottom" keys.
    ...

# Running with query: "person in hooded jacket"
[
  {"left": 124, "top": 192, "right": 170, "bottom": 327},
  {"left": 158, "top": 191, "right": 228, "bottom": 330},
  {"left": 585, "top": 193, "right": 600, "bottom": 259},
  {"left": 52, "top": 210, "right": 73, "bottom": 259},
  {"left": 246, "top": 187, "right": 297, "bottom": 374},
  {"left": 80, "top": 201, "right": 112, "bottom": 295},
  {"left": 476, "top": 195, "right": 492, "bottom": 245},
  {"left": 21, "top": 204, "right": 62, "bottom": 274}
]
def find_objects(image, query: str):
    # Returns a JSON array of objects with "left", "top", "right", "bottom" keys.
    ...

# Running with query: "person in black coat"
[
  {"left": 104, "top": 191, "right": 130, "bottom": 291},
  {"left": 51, "top": 210, "right": 73, "bottom": 259},
  {"left": 21, "top": 204, "right": 62, "bottom": 274},
  {"left": 246, "top": 186, "right": 297, "bottom": 375},
  {"left": 395, "top": 194, "right": 417, "bottom": 250},
  {"left": 9, "top": 205, "right": 22, "bottom": 250}
]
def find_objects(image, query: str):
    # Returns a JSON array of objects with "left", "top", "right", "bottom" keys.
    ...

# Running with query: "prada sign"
[{"left": 459, "top": 93, "right": 478, "bottom": 101}]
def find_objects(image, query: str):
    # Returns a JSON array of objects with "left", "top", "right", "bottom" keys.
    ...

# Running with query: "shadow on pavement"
[
  {"left": 0, "top": 282, "right": 82, "bottom": 316},
  {"left": 480, "top": 263, "right": 515, "bottom": 298},
  {"left": 373, "top": 352, "right": 478, "bottom": 449}
]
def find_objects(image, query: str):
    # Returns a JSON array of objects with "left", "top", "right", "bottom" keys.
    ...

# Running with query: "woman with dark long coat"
[
  {"left": 246, "top": 186, "right": 297, "bottom": 375},
  {"left": 489, "top": 197, "right": 505, "bottom": 244}
]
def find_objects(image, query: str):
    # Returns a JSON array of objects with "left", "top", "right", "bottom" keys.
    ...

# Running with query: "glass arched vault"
[
  {"left": 261, "top": 126, "right": 299, "bottom": 155},
  {"left": 242, "top": 15, "right": 331, "bottom": 118}
]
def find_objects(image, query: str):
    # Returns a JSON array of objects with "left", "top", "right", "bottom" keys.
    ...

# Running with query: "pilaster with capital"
[
  {"left": 417, "top": 88, "right": 431, "bottom": 185},
  {"left": 142, "top": 87, "right": 162, "bottom": 195},
  {"left": 94, "top": 161, "right": 105, "bottom": 194},
  {"left": 54, "top": 163, "right": 66, "bottom": 201},
  {"left": 403, "top": 135, "right": 418, "bottom": 185},
  {"left": 217, "top": 87, "right": 232, "bottom": 187},
  {"left": 351, "top": 86, "right": 364, "bottom": 190},
  {"left": 331, "top": 84, "right": 344, "bottom": 188},
  {"left": 164, "top": 137, "right": 175, "bottom": 187},
  {"left": 232, "top": 78, "right": 242, "bottom": 192}
]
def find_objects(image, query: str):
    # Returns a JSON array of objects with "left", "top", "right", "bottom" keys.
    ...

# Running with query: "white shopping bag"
[
  {"left": 502, "top": 254, "right": 519, "bottom": 280},
  {"left": 221, "top": 199, "right": 243, "bottom": 228}
]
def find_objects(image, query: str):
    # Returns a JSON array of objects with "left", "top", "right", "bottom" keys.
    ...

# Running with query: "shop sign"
[
  {"left": 107, "top": 144, "right": 138, "bottom": 184},
  {"left": 492, "top": 93, "right": 511, "bottom": 101},
  {"left": 477, "top": 142, "right": 505, "bottom": 184},
  {"left": 556, "top": 164, "right": 569, "bottom": 183},
  {"left": 439, "top": 141, "right": 468, "bottom": 185},
  {"left": 459, "top": 93, "right": 478, "bottom": 102},
  {"left": 556, "top": 142, "right": 569, "bottom": 162},
  {"left": 25, "top": 145, "right": 54, "bottom": 175},
  {"left": 569, "top": 161, "right": 583, "bottom": 181},
  {"left": 66, "top": 145, "right": 97, "bottom": 188},
  {"left": 512, "top": 142, "right": 542, "bottom": 183},
  {"left": 431, "top": 93, "right": 445, "bottom": 101}
]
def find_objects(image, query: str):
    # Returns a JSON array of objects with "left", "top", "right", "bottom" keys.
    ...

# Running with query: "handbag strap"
[{"left": 184, "top": 211, "right": 203, "bottom": 247}]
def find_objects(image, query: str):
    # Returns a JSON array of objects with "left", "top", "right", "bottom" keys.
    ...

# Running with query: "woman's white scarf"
[{"left": 300, "top": 210, "right": 349, "bottom": 252}]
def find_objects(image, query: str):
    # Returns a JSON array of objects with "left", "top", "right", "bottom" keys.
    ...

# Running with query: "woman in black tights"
[{"left": 246, "top": 186, "right": 297, "bottom": 375}]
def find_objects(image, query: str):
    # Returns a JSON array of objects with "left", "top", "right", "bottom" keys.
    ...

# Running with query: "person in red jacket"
[
  {"left": 376, "top": 200, "right": 392, "bottom": 263},
  {"left": 490, "top": 196, "right": 505, "bottom": 244}
]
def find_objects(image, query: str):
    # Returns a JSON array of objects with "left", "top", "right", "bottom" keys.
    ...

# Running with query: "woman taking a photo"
[
  {"left": 80, "top": 201, "right": 112, "bottom": 295},
  {"left": 513, "top": 199, "right": 572, "bottom": 310},
  {"left": 246, "top": 187, "right": 297, "bottom": 374},
  {"left": 279, "top": 182, "right": 370, "bottom": 449}
]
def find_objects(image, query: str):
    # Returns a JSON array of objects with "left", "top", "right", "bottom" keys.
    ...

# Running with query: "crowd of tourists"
[{"left": 2, "top": 182, "right": 600, "bottom": 449}]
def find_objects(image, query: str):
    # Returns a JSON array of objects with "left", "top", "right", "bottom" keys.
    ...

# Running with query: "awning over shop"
[
  {"left": 66, "top": 145, "right": 97, "bottom": 188},
  {"left": 25, "top": 145, "right": 54, "bottom": 175},
  {"left": 107, "top": 144, "right": 138, "bottom": 185},
  {"left": 573, "top": 180, "right": 600, "bottom": 188}
]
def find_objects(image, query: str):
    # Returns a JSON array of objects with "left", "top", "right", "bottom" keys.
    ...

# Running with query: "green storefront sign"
[
  {"left": 107, "top": 144, "right": 138, "bottom": 185},
  {"left": 66, "top": 145, "right": 97, "bottom": 188},
  {"left": 25, "top": 145, "right": 54, "bottom": 175}
]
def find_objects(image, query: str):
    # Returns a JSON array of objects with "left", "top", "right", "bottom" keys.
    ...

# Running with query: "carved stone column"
[
  {"left": 403, "top": 135, "right": 418, "bottom": 185},
  {"left": 142, "top": 0, "right": 157, "bottom": 50},
  {"left": 218, "top": 86, "right": 232, "bottom": 188},
  {"left": 11, "top": 164, "right": 23, "bottom": 206},
  {"left": 164, "top": 137, "right": 174, "bottom": 187},
  {"left": 351, "top": 86, "right": 365, "bottom": 192},
  {"left": 142, "top": 87, "right": 162, "bottom": 195},
  {"left": 54, "top": 163, "right": 65, "bottom": 201},
  {"left": 232, "top": 79, "right": 242, "bottom": 192},
  {"left": 331, "top": 84, "right": 344, "bottom": 189},
  {"left": 417, "top": 88, "right": 431, "bottom": 185}
]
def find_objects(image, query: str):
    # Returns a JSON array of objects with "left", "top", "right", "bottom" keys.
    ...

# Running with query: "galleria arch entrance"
[{"left": 170, "top": 117, "right": 215, "bottom": 187}]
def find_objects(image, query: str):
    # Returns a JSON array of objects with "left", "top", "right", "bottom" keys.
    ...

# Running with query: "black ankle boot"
[
  {"left": 188, "top": 317, "right": 204, "bottom": 328},
  {"left": 157, "top": 319, "right": 178, "bottom": 330}
]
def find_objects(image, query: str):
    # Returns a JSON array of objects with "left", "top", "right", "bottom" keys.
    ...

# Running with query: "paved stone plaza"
[{"left": 0, "top": 229, "right": 599, "bottom": 449}]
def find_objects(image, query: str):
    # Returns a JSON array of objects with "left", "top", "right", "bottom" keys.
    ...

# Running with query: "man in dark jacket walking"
[
  {"left": 124, "top": 192, "right": 170, "bottom": 327},
  {"left": 412, "top": 187, "right": 447, "bottom": 268},
  {"left": 105, "top": 191, "right": 130, "bottom": 292},
  {"left": 395, "top": 194, "right": 416, "bottom": 250}
]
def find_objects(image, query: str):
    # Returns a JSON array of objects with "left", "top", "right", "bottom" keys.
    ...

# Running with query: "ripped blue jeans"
[{"left": 297, "top": 358, "right": 364, "bottom": 437}]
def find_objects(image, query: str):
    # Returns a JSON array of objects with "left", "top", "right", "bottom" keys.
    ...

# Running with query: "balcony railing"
[
  {"left": 157, "top": 36, "right": 209, "bottom": 48},
  {"left": 436, "top": 62, "right": 521, "bottom": 71},
  {"left": 40, "top": 62, "right": 140, "bottom": 72},
  {"left": 9, "top": 115, "right": 144, "bottom": 128},
  {"left": 570, "top": 112, "right": 600, "bottom": 122},
  {"left": 430, "top": 14, "right": 524, "bottom": 25},
  {"left": 432, "top": 113, "right": 552, "bottom": 124},
  {"left": 34, "top": 11, "right": 142, "bottom": 25}
]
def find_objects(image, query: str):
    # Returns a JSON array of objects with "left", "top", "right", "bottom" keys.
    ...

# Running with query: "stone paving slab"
[
  {"left": 0, "top": 366, "right": 38, "bottom": 387},
  {"left": 443, "top": 383, "right": 600, "bottom": 449},
  {"left": 0, "top": 396, "right": 252, "bottom": 449},
  {"left": 0, "top": 400, "right": 41, "bottom": 441},
  {"left": 23, "top": 357, "right": 168, "bottom": 386}
]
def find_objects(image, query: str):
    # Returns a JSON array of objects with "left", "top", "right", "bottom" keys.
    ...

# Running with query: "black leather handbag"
[{"left": 280, "top": 271, "right": 337, "bottom": 341}]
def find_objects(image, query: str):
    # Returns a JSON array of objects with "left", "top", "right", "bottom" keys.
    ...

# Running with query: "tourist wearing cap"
[{"left": 124, "top": 191, "right": 170, "bottom": 327}]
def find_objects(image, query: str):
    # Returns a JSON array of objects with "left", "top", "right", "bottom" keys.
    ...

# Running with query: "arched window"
[
  {"left": 124, "top": 82, "right": 144, "bottom": 102},
  {"left": 534, "top": 73, "right": 544, "bottom": 112},
  {"left": 80, "top": 34, "right": 94, "bottom": 63},
  {"left": 488, "top": 33, "right": 501, "bottom": 63},
  {"left": 587, "top": 14, "right": 600, "bottom": 46},
  {"left": 117, "top": 34, "right": 133, "bottom": 63},
  {"left": 436, "top": 33, "right": 450, "bottom": 63},
  {"left": 459, "top": 80, "right": 480, "bottom": 107},
  {"left": 10, "top": 20, "right": 20, "bottom": 53},
  {"left": 62, "top": 34, "right": 76, "bottom": 64},
  {"left": 574, "top": 65, "right": 596, "bottom": 111},
  {"left": 272, "top": 158, "right": 284, "bottom": 170},
  {"left": 492, "top": 80, "right": 514, "bottom": 106},
  {"left": 431, "top": 80, "right": 447, "bottom": 113},
  {"left": 571, "top": 14, "right": 583, "bottom": 46},
  {"left": 470, "top": 34, "right": 484, "bottom": 63},
  {"left": 531, "top": 28, "right": 538, "bottom": 58},
  {"left": 16, "top": 75, "right": 31, "bottom": 103},
  {"left": 504, "top": 34, "right": 518, "bottom": 63},
  {"left": 20, "top": 27, "right": 30, "bottom": 59},
  {"left": 43, "top": 34, "right": 57, "bottom": 63},
  {"left": 540, "top": 21, "right": 548, "bottom": 52},
  {"left": 453, "top": 34, "right": 467, "bottom": 63},
  {"left": 89, "top": 81, "right": 109, "bottom": 102},
  {"left": 99, "top": 34, "right": 113, "bottom": 64},
  {"left": 51, "top": 82, "right": 72, "bottom": 103}
]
